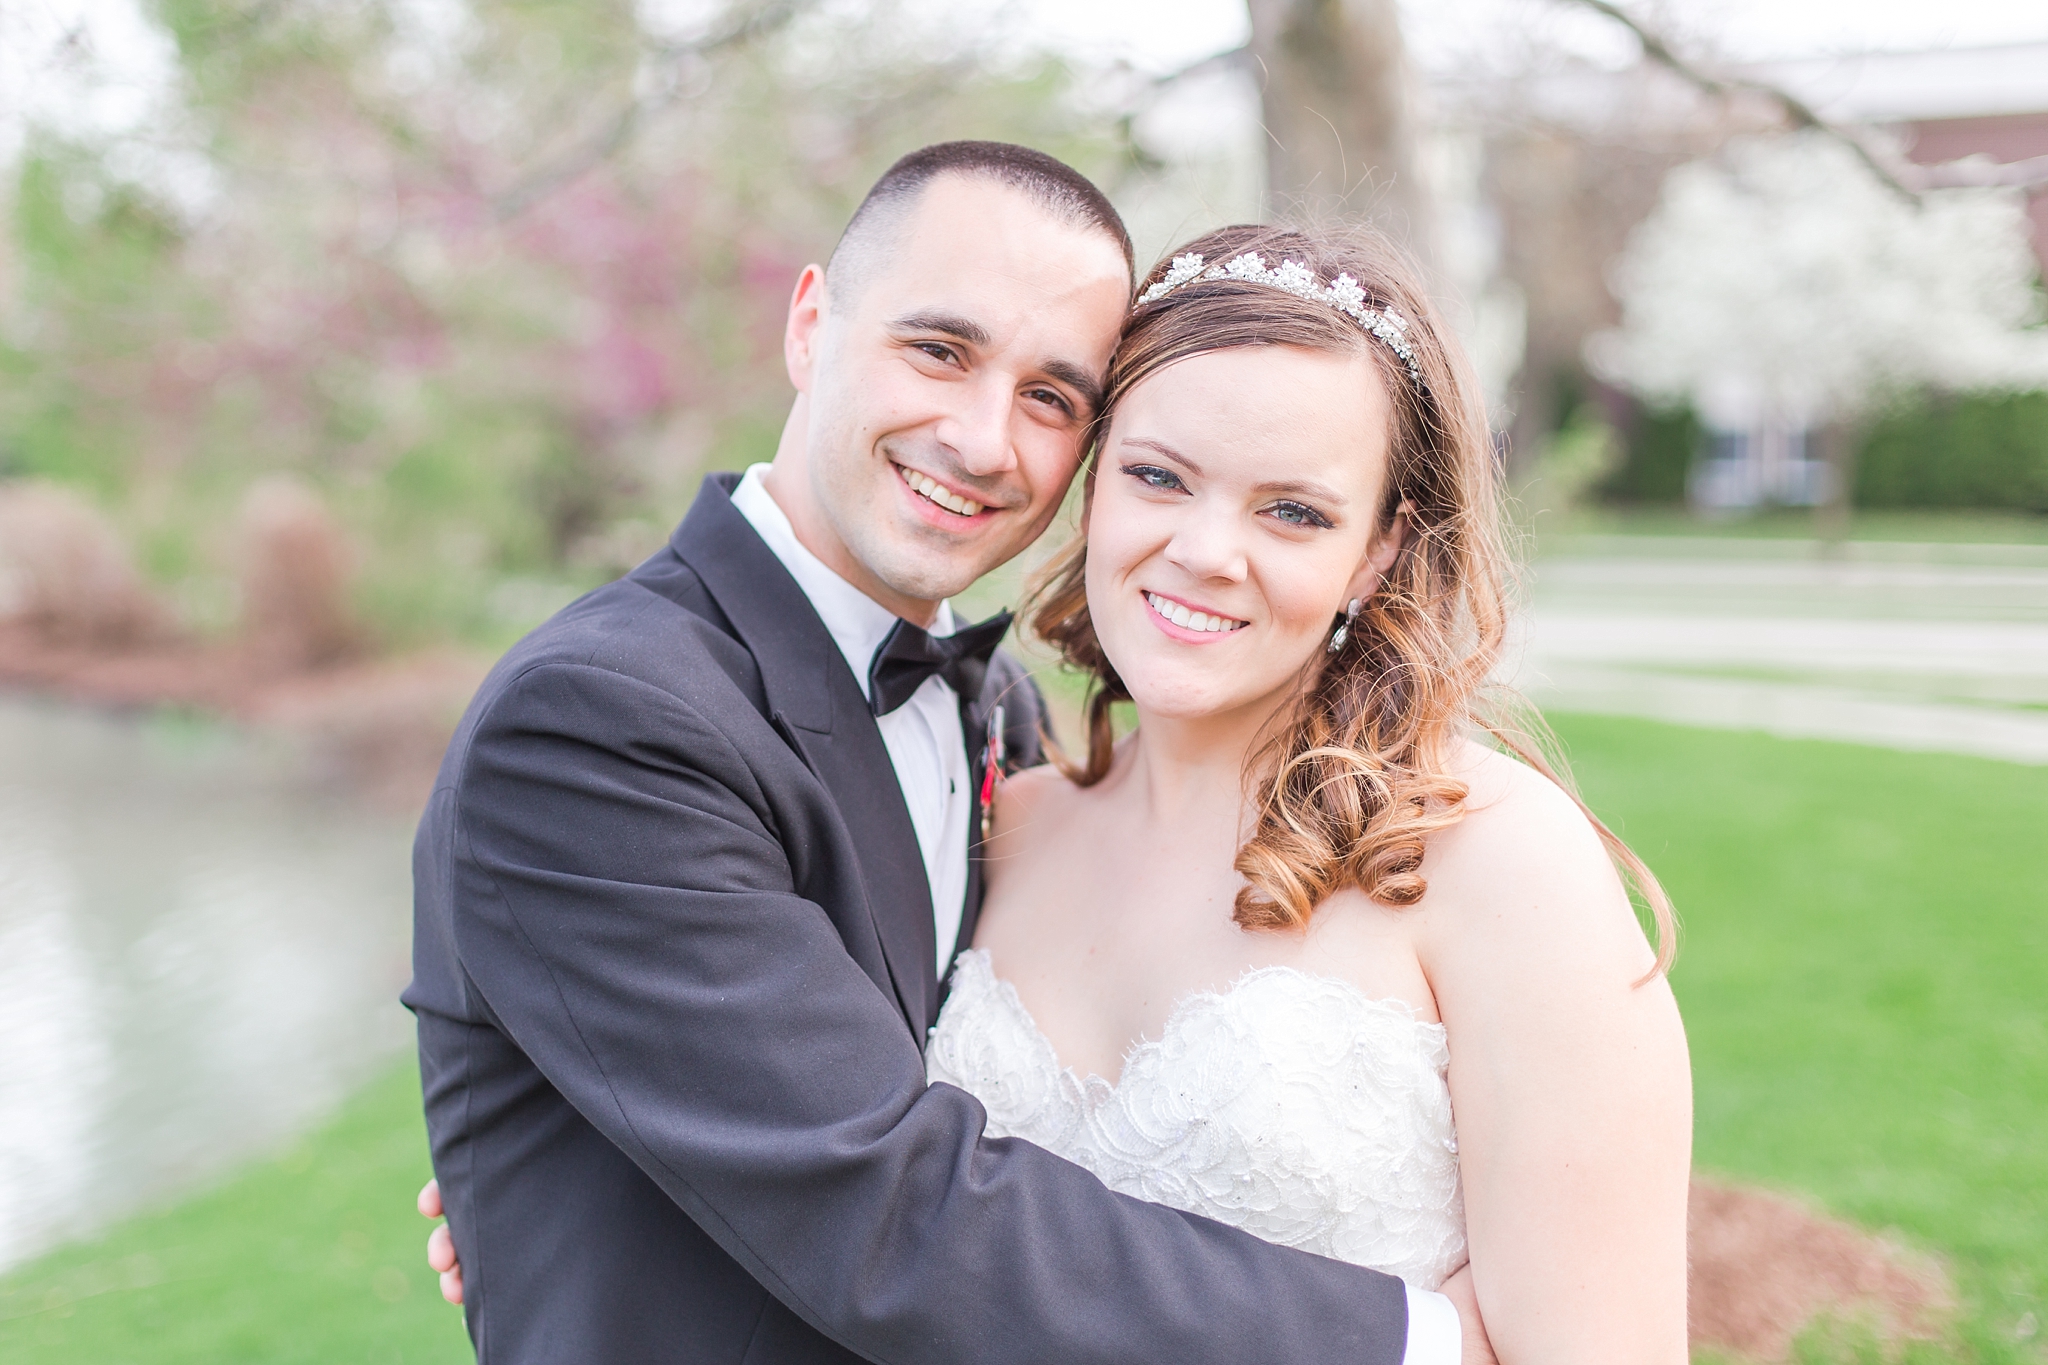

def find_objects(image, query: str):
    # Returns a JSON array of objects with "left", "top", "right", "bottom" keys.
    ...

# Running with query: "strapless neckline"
[
  {"left": 959, "top": 948, "right": 1446, "bottom": 1096},
  {"left": 928, "top": 947, "right": 1467, "bottom": 1288}
]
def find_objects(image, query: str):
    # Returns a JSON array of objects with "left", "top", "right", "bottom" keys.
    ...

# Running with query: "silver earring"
[{"left": 1327, "top": 598, "right": 1362, "bottom": 654}]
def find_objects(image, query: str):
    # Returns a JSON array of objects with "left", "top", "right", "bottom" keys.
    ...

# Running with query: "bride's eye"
[
  {"left": 1267, "top": 500, "right": 1333, "bottom": 529},
  {"left": 1121, "top": 463, "right": 1185, "bottom": 493}
]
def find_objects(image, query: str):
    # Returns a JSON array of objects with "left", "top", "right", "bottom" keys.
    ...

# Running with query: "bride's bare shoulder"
[
  {"left": 1443, "top": 737, "right": 1591, "bottom": 838},
  {"left": 1417, "top": 737, "right": 1652, "bottom": 970}
]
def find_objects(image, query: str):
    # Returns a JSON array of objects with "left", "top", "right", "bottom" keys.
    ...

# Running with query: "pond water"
[{"left": 0, "top": 698, "right": 417, "bottom": 1274}]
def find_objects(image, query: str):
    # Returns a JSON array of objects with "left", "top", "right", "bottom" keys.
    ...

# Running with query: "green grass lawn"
[
  {"left": 2, "top": 716, "right": 2041, "bottom": 1362},
  {"left": 0, "top": 1064, "right": 471, "bottom": 1364},
  {"left": 1552, "top": 715, "right": 2047, "bottom": 1362}
]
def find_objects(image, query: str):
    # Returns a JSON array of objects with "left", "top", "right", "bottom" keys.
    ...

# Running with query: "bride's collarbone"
[{"left": 975, "top": 766, "right": 1443, "bottom": 1054}]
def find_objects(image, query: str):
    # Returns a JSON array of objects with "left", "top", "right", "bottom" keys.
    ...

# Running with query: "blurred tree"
[
  {"left": 0, "top": 0, "right": 1129, "bottom": 648},
  {"left": 1245, "top": 0, "right": 1429, "bottom": 253},
  {"left": 1485, "top": 127, "right": 1701, "bottom": 479},
  {"left": 1485, "top": 0, "right": 2048, "bottom": 495},
  {"left": 1588, "top": 134, "right": 2048, "bottom": 525}
]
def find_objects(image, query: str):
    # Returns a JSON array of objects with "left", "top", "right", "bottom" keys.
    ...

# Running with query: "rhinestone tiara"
[{"left": 1135, "top": 252, "right": 1427, "bottom": 395}]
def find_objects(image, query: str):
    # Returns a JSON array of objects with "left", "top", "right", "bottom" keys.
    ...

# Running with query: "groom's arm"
[{"left": 443, "top": 659, "right": 1427, "bottom": 1365}]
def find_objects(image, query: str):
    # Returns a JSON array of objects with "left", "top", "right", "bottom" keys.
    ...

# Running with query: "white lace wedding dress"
[{"left": 926, "top": 948, "right": 1467, "bottom": 1289}]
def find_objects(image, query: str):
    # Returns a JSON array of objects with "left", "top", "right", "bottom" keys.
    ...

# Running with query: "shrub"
[
  {"left": 1855, "top": 390, "right": 2048, "bottom": 512},
  {"left": 0, "top": 481, "right": 171, "bottom": 644},
  {"left": 1598, "top": 401, "right": 1699, "bottom": 504}
]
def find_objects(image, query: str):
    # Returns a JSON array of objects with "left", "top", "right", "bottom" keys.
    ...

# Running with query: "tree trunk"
[
  {"left": 1814, "top": 419, "right": 1859, "bottom": 552},
  {"left": 1245, "top": 0, "right": 1430, "bottom": 254}
]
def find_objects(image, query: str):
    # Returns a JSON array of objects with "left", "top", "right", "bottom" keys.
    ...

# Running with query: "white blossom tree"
[{"left": 1589, "top": 132, "right": 2048, "bottom": 435}]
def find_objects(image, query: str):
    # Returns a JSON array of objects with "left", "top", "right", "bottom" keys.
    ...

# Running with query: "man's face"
[{"left": 781, "top": 176, "right": 1131, "bottom": 617}]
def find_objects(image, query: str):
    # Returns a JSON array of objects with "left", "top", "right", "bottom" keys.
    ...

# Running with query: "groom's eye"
[
  {"left": 1121, "top": 463, "right": 1185, "bottom": 493},
  {"left": 1025, "top": 386, "right": 1075, "bottom": 418},
  {"left": 912, "top": 342, "right": 959, "bottom": 366}
]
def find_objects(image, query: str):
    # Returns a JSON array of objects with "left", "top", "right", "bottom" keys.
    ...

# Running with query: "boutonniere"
[{"left": 978, "top": 703, "right": 1006, "bottom": 843}]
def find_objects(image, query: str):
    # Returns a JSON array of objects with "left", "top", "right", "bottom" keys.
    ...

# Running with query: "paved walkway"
[{"left": 1508, "top": 538, "right": 2048, "bottom": 765}]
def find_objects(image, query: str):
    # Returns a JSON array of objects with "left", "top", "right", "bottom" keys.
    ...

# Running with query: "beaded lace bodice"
[{"left": 927, "top": 949, "right": 1467, "bottom": 1289}]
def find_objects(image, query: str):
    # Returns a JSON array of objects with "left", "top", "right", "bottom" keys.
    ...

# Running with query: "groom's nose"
[{"left": 933, "top": 375, "right": 1017, "bottom": 479}]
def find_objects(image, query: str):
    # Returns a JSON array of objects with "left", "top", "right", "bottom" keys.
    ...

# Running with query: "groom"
[{"left": 406, "top": 142, "right": 1480, "bottom": 1363}]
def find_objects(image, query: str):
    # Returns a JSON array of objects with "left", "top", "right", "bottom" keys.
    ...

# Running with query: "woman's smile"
[{"left": 1142, "top": 589, "right": 1249, "bottom": 640}]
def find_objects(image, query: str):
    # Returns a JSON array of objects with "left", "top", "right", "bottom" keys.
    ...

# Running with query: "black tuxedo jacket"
[{"left": 404, "top": 472, "right": 1410, "bottom": 1364}]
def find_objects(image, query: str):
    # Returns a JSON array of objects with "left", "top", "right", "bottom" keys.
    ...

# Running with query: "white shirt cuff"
[{"left": 1402, "top": 1282, "right": 1461, "bottom": 1365}]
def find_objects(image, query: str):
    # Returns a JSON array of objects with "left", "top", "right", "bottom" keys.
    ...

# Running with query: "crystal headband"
[{"left": 1136, "top": 252, "right": 1427, "bottom": 395}]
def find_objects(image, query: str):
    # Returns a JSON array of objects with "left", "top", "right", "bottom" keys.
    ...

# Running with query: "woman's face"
[{"left": 1084, "top": 343, "right": 1400, "bottom": 726}]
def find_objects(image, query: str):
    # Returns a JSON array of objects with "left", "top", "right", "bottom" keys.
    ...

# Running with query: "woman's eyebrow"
[
  {"left": 1119, "top": 437, "right": 1201, "bottom": 477},
  {"left": 1255, "top": 477, "right": 1348, "bottom": 506}
]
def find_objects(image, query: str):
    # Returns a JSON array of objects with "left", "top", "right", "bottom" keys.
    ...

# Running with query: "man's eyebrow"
[
  {"left": 886, "top": 311, "right": 991, "bottom": 346},
  {"left": 1041, "top": 358, "right": 1104, "bottom": 417}
]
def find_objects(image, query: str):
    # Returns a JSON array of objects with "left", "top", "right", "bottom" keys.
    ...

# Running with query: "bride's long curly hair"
[{"left": 1027, "top": 223, "right": 1674, "bottom": 976}]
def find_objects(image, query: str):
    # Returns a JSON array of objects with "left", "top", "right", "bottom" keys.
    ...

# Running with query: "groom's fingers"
[
  {"left": 428, "top": 1223, "right": 466, "bottom": 1304},
  {"left": 427, "top": 1222, "right": 457, "bottom": 1273},
  {"left": 422, "top": 1182, "right": 466, "bottom": 1305}
]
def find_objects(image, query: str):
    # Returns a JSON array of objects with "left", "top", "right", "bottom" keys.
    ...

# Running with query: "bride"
[{"left": 929, "top": 223, "right": 1692, "bottom": 1362}]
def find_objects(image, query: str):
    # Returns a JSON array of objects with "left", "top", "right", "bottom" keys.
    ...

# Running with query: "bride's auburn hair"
[{"left": 1028, "top": 222, "right": 1675, "bottom": 975}]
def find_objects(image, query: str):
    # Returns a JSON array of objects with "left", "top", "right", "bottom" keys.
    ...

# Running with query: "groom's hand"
[
  {"left": 1440, "top": 1264, "right": 1497, "bottom": 1365},
  {"left": 418, "top": 1179, "right": 464, "bottom": 1305}
]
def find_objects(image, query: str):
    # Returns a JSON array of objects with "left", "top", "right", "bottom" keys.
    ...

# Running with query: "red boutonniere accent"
[{"left": 978, "top": 704, "right": 1006, "bottom": 843}]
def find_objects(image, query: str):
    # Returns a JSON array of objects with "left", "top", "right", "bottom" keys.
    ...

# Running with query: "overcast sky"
[
  {"left": 996, "top": 0, "right": 2048, "bottom": 74},
  {"left": 6, "top": 0, "right": 2047, "bottom": 169}
]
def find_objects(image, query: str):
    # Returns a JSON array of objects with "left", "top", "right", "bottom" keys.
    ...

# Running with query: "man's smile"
[{"left": 894, "top": 461, "right": 991, "bottom": 520}]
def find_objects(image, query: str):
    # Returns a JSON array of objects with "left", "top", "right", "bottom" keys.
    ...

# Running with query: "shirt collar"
[{"left": 729, "top": 464, "right": 955, "bottom": 701}]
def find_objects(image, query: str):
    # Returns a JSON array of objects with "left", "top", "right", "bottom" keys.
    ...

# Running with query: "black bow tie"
[{"left": 868, "top": 610, "right": 1013, "bottom": 717}]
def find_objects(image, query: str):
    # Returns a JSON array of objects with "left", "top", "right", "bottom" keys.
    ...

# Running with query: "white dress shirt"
[
  {"left": 731, "top": 465, "right": 972, "bottom": 976},
  {"left": 731, "top": 464, "right": 1459, "bottom": 1364},
  {"left": 1405, "top": 1285, "right": 1461, "bottom": 1364}
]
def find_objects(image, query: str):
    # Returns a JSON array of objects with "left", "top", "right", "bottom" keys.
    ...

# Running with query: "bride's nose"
[{"left": 1163, "top": 503, "right": 1249, "bottom": 584}]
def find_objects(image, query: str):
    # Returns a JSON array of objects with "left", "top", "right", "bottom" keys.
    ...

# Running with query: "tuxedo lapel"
[
  {"left": 671, "top": 474, "right": 935, "bottom": 1033},
  {"left": 771, "top": 720, "right": 936, "bottom": 1033}
]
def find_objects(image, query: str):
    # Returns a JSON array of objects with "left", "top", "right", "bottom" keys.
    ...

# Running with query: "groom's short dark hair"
[{"left": 827, "top": 141, "right": 1134, "bottom": 307}]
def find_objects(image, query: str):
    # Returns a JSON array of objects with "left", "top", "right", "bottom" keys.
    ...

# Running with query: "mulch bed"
[{"left": 1689, "top": 1175, "right": 1952, "bottom": 1359}]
